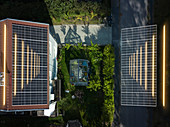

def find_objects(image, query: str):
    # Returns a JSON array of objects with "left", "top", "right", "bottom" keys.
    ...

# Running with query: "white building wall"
[{"left": 49, "top": 33, "right": 58, "bottom": 103}]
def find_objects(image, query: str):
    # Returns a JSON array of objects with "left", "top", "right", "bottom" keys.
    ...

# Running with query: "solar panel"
[
  {"left": 12, "top": 24, "right": 48, "bottom": 105},
  {"left": 121, "top": 25, "right": 157, "bottom": 107}
]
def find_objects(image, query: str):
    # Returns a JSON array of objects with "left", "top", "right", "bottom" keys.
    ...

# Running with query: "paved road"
[{"left": 112, "top": 0, "right": 154, "bottom": 127}]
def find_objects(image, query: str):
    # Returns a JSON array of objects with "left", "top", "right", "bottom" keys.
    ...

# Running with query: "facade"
[
  {"left": 49, "top": 33, "right": 58, "bottom": 102},
  {"left": 0, "top": 19, "right": 49, "bottom": 111},
  {"left": 42, "top": 34, "right": 58, "bottom": 117},
  {"left": 121, "top": 25, "right": 157, "bottom": 107}
]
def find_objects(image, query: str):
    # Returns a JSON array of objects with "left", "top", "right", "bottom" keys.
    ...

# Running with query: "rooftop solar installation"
[
  {"left": 12, "top": 24, "right": 48, "bottom": 105},
  {"left": 121, "top": 25, "right": 157, "bottom": 107}
]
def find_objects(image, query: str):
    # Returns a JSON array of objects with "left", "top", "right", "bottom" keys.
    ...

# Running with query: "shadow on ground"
[
  {"left": 112, "top": 0, "right": 153, "bottom": 127},
  {"left": 50, "top": 24, "right": 112, "bottom": 45}
]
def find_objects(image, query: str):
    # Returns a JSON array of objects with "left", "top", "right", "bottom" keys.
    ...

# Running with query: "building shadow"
[
  {"left": 52, "top": 58, "right": 57, "bottom": 80},
  {"left": 82, "top": 24, "right": 112, "bottom": 45},
  {"left": 0, "top": 0, "right": 59, "bottom": 44},
  {"left": 82, "top": 24, "right": 92, "bottom": 45},
  {"left": 120, "top": 0, "right": 150, "bottom": 28},
  {"left": 95, "top": 25, "right": 111, "bottom": 45},
  {"left": 64, "top": 26, "right": 82, "bottom": 44},
  {"left": 60, "top": 25, "right": 66, "bottom": 35},
  {"left": 82, "top": 24, "right": 90, "bottom": 35},
  {"left": 0, "top": 0, "right": 53, "bottom": 25},
  {"left": 50, "top": 31, "right": 61, "bottom": 44},
  {"left": 50, "top": 24, "right": 112, "bottom": 45}
]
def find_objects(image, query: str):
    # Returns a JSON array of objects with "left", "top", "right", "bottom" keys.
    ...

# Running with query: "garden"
[
  {"left": 53, "top": 42, "right": 115, "bottom": 127},
  {"left": 44, "top": 0, "right": 111, "bottom": 24}
]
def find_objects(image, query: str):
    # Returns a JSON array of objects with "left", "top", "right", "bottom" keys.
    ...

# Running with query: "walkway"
[{"left": 50, "top": 24, "right": 112, "bottom": 45}]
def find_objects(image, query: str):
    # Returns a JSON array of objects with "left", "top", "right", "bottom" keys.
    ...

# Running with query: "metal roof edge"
[
  {"left": 0, "top": 108, "right": 48, "bottom": 112},
  {"left": 0, "top": 18, "right": 49, "bottom": 26}
]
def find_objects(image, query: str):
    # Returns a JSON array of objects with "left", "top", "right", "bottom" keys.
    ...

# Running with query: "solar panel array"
[
  {"left": 12, "top": 24, "right": 48, "bottom": 105},
  {"left": 121, "top": 25, "right": 157, "bottom": 107}
]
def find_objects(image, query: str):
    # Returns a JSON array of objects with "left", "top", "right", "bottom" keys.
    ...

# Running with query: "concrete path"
[{"left": 50, "top": 24, "right": 112, "bottom": 45}]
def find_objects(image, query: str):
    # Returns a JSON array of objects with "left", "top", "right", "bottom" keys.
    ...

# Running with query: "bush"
[
  {"left": 102, "top": 44, "right": 115, "bottom": 126},
  {"left": 57, "top": 47, "right": 70, "bottom": 89},
  {"left": 44, "top": 0, "right": 110, "bottom": 24},
  {"left": 57, "top": 43, "right": 115, "bottom": 126},
  {"left": 49, "top": 116, "right": 64, "bottom": 125},
  {"left": 86, "top": 42, "right": 103, "bottom": 91}
]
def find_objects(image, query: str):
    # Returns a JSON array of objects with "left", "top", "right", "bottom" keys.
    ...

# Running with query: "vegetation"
[
  {"left": 56, "top": 43, "right": 115, "bottom": 127},
  {"left": 57, "top": 47, "right": 71, "bottom": 89},
  {"left": 102, "top": 45, "right": 115, "bottom": 126},
  {"left": 0, "top": 0, "right": 111, "bottom": 25},
  {"left": 49, "top": 116, "right": 64, "bottom": 126},
  {"left": 44, "top": 0, "right": 111, "bottom": 24},
  {"left": 87, "top": 42, "right": 103, "bottom": 91}
]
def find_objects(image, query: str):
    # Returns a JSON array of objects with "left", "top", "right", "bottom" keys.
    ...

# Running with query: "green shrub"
[
  {"left": 102, "top": 44, "right": 115, "bottom": 126},
  {"left": 58, "top": 43, "right": 115, "bottom": 126},
  {"left": 44, "top": 0, "right": 110, "bottom": 24},
  {"left": 49, "top": 116, "right": 64, "bottom": 125},
  {"left": 58, "top": 47, "right": 70, "bottom": 89},
  {"left": 86, "top": 42, "right": 103, "bottom": 91}
]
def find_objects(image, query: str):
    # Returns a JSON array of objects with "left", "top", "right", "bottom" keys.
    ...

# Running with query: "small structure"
[
  {"left": 0, "top": 18, "right": 49, "bottom": 111},
  {"left": 70, "top": 59, "right": 89, "bottom": 86}
]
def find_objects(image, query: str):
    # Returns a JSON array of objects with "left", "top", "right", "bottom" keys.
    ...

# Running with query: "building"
[
  {"left": 0, "top": 18, "right": 49, "bottom": 111},
  {"left": 121, "top": 25, "right": 157, "bottom": 107},
  {"left": 49, "top": 33, "right": 58, "bottom": 102},
  {"left": 43, "top": 33, "right": 58, "bottom": 117}
]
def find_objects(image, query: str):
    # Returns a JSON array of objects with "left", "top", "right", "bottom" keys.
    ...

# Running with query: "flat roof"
[
  {"left": 0, "top": 18, "right": 49, "bottom": 26},
  {"left": 121, "top": 25, "right": 157, "bottom": 107}
]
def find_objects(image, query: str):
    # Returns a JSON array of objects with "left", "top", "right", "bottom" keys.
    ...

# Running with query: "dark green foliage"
[
  {"left": 49, "top": 116, "right": 64, "bottom": 125},
  {"left": 44, "top": 0, "right": 111, "bottom": 24},
  {"left": 57, "top": 93, "right": 81, "bottom": 122},
  {"left": 86, "top": 42, "right": 103, "bottom": 91},
  {"left": 0, "top": 0, "right": 110, "bottom": 25},
  {"left": 58, "top": 86, "right": 104, "bottom": 127},
  {"left": 82, "top": 88, "right": 104, "bottom": 126},
  {"left": 57, "top": 43, "right": 115, "bottom": 127},
  {"left": 57, "top": 47, "right": 70, "bottom": 89},
  {"left": 102, "top": 44, "right": 115, "bottom": 126}
]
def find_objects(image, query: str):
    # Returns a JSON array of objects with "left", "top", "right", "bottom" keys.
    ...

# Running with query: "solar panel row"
[
  {"left": 121, "top": 25, "right": 157, "bottom": 107},
  {"left": 12, "top": 24, "right": 48, "bottom": 105}
]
